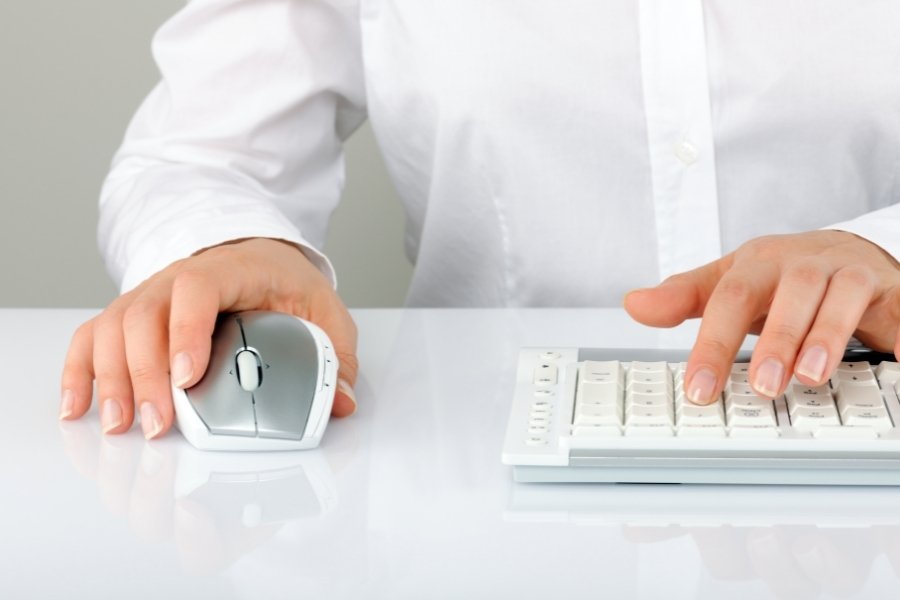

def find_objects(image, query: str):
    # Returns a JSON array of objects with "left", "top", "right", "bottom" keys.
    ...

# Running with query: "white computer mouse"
[{"left": 172, "top": 311, "right": 338, "bottom": 451}]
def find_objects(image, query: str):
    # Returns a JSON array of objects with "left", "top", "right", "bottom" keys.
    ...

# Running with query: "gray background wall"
[{"left": 0, "top": 0, "right": 412, "bottom": 308}]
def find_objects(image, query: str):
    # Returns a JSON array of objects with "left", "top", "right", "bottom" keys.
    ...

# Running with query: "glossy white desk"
[{"left": 2, "top": 308, "right": 900, "bottom": 599}]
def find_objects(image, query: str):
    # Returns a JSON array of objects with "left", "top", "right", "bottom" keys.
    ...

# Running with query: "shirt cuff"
[
  {"left": 111, "top": 195, "right": 337, "bottom": 294},
  {"left": 823, "top": 204, "right": 900, "bottom": 265}
]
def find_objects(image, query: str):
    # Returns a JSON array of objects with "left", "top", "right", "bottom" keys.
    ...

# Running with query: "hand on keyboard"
[{"left": 623, "top": 230, "right": 900, "bottom": 406}]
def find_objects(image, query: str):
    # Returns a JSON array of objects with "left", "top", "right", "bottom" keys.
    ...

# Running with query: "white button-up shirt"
[{"left": 100, "top": 0, "right": 900, "bottom": 306}]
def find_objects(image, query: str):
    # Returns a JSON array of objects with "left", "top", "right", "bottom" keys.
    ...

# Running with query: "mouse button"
[
  {"left": 185, "top": 315, "right": 257, "bottom": 437},
  {"left": 242, "top": 313, "right": 320, "bottom": 440},
  {"left": 235, "top": 349, "right": 262, "bottom": 392}
]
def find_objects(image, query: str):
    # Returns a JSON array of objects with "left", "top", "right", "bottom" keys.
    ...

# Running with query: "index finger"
[{"left": 685, "top": 264, "right": 779, "bottom": 405}]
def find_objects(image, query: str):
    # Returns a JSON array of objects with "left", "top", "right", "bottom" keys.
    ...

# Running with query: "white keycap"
[
  {"left": 574, "top": 404, "right": 622, "bottom": 426},
  {"left": 725, "top": 382, "right": 755, "bottom": 397},
  {"left": 582, "top": 361, "right": 624, "bottom": 384},
  {"left": 627, "top": 381, "right": 670, "bottom": 396},
  {"left": 629, "top": 361, "right": 670, "bottom": 374},
  {"left": 626, "top": 404, "right": 673, "bottom": 425},
  {"left": 875, "top": 361, "right": 900, "bottom": 386},
  {"left": 726, "top": 395, "right": 773, "bottom": 411},
  {"left": 676, "top": 403, "right": 726, "bottom": 427},
  {"left": 627, "top": 391, "right": 670, "bottom": 407},
  {"left": 731, "top": 363, "right": 751, "bottom": 376},
  {"left": 832, "top": 370, "right": 878, "bottom": 387},
  {"left": 625, "top": 424, "right": 674, "bottom": 437},
  {"left": 833, "top": 383, "right": 886, "bottom": 412},
  {"left": 578, "top": 380, "right": 621, "bottom": 406},
  {"left": 534, "top": 363, "right": 558, "bottom": 385},
  {"left": 786, "top": 385, "right": 836, "bottom": 417},
  {"left": 730, "top": 373, "right": 750, "bottom": 385},
  {"left": 837, "top": 361, "right": 871, "bottom": 372},
  {"left": 727, "top": 406, "right": 777, "bottom": 427},
  {"left": 791, "top": 407, "right": 841, "bottom": 432},
  {"left": 841, "top": 407, "right": 893, "bottom": 433}
]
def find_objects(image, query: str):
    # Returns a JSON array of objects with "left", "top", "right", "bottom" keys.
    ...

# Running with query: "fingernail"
[
  {"left": 687, "top": 368, "right": 718, "bottom": 405},
  {"left": 171, "top": 352, "right": 194, "bottom": 388},
  {"left": 753, "top": 357, "right": 785, "bottom": 398},
  {"left": 337, "top": 378, "right": 357, "bottom": 414},
  {"left": 59, "top": 389, "right": 75, "bottom": 420},
  {"left": 140, "top": 403, "right": 163, "bottom": 440},
  {"left": 796, "top": 345, "right": 828, "bottom": 382},
  {"left": 101, "top": 399, "right": 123, "bottom": 434}
]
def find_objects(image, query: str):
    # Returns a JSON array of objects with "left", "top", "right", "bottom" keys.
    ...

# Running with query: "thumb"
[{"left": 624, "top": 255, "right": 733, "bottom": 327}]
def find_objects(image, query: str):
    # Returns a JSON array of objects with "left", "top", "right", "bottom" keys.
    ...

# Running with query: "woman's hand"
[
  {"left": 625, "top": 230, "right": 900, "bottom": 404},
  {"left": 59, "top": 238, "right": 358, "bottom": 438}
]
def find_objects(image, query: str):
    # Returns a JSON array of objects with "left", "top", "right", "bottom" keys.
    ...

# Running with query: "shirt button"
[{"left": 674, "top": 141, "right": 699, "bottom": 165}]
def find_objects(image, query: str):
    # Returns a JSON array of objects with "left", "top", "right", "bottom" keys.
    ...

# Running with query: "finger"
[
  {"left": 624, "top": 255, "right": 733, "bottom": 327},
  {"left": 749, "top": 260, "right": 830, "bottom": 398},
  {"left": 168, "top": 269, "right": 221, "bottom": 390},
  {"left": 686, "top": 265, "right": 778, "bottom": 405},
  {"left": 60, "top": 318, "right": 97, "bottom": 420},
  {"left": 896, "top": 322, "right": 900, "bottom": 361},
  {"left": 92, "top": 304, "right": 136, "bottom": 434},
  {"left": 123, "top": 288, "right": 175, "bottom": 440},
  {"left": 794, "top": 265, "right": 877, "bottom": 385}
]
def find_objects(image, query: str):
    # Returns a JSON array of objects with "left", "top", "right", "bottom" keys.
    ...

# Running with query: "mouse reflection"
[
  {"left": 507, "top": 483, "right": 900, "bottom": 599},
  {"left": 58, "top": 417, "right": 337, "bottom": 575}
]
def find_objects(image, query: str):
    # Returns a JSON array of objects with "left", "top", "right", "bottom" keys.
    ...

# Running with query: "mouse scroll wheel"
[{"left": 235, "top": 349, "right": 263, "bottom": 392}]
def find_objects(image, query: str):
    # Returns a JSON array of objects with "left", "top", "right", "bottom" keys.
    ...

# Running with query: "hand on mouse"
[
  {"left": 624, "top": 230, "right": 900, "bottom": 405},
  {"left": 59, "top": 237, "right": 358, "bottom": 438}
]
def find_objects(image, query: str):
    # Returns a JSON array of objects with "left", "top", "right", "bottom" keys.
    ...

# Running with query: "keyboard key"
[
  {"left": 626, "top": 404, "right": 673, "bottom": 425},
  {"left": 726, "top": 382, "right": 755, "bottom": 396},
  {"left": 875, "top": 361, "right": 900, "bottom": 386},
  {"left": 834, "top": 384, "right": 886, "bottom": 413},
  {"left": 574, "top": 404, "right": 622, "bottom": 426},
  {"left": 628, "top": 391, "right": 670, "bottom": 407},
  {"left": 832, "top": 370, "right": 878, "bottom": 386},
  {"left": 791, "top": 407, "right": 841, "bottom": 432},
  {"left": 629, "top": 361, "right": 670, "bottom": 373},
  {"left": 841, "top": 407, "right": 893, "bottom": 433},
  {"left": 578, "top": 380, "right": 621, "bottom": 406},
  {"left": 731, "top": 363, "right": 751, "bottom": 376},
  {"left": 837, "top": 361, "right": 871, "bottom": 372},
  {"left": 676, "top": 403, "right": 725, "bottom": 427},
  {"left": 786, "top": 385, "right": 836, "bottom": 416},
  {"left": 625, "top": 424, "right": 674, "bottom": 437},
  {"left": 727, "top": 406, "right": 777, "bottom": 427},
  {"left": 582, "top": 361, "right": 624, "bottom": 385},
  {"left": 534, "top": 363, "right": 558, "bottom": 385},
  {"left": 726, "top": 395, "right": 772, "bottom": 410}
]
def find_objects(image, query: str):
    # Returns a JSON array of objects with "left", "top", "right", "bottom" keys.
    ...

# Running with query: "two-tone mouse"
[{"left": 172, "top": 311, "right": 338, "bottom": 450}]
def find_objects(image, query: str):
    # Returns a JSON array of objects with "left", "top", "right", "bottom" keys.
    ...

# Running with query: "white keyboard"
[{"left": 501, "top": 348, "right": 900, "bottom": 485}]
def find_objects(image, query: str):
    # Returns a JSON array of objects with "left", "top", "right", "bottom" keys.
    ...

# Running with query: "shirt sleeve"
[
  {"left": 98, "top": 0, "right": 366, "bottom": 293},
  {"left": 823, "top": 203, "right": 900, "bottom": 264}
]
